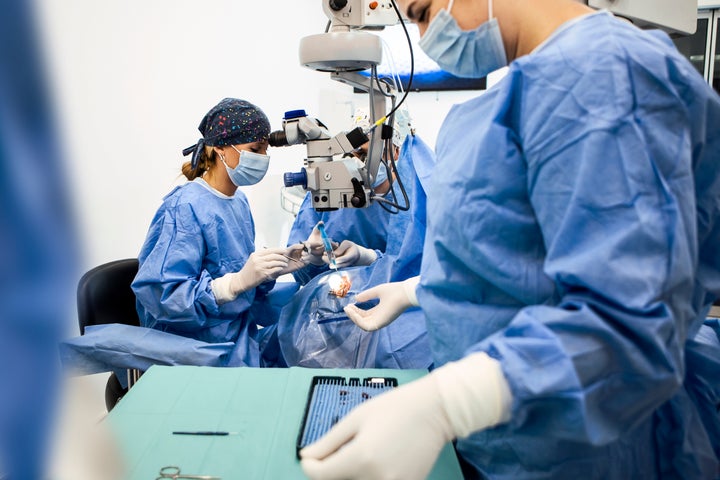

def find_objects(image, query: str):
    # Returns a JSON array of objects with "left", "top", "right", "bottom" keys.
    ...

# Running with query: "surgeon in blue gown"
[
  {"left": 263, "top": 132, "right": 436, "bottom": 369},
  {"left": 132, "top": 98, "right": 304, "bottom": 368},
  {"left": 286, "top": 108, "right": 412, "bottom": 284},
  {"left": 300, "top": 1, "right": 720, "bottom": 479}
]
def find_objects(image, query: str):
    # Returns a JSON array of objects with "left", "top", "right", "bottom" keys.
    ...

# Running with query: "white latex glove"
[
  {"left": 300, "top": 352, "right": 513, "bottom": 480},
  {"left": 302, "top": 224, "right": 328, "bottom": 266},
  {"left": 343, "top": 276, "right": 420, "bottom": 331},
  {"left": 211, "top": 248, "right": 288, "bottom": 303},
  {"left": 329, "top": 240, "right": 377, "bottom": 268},
  {"left": 277, "top": 243, "right": 308, "bottom": 276}
]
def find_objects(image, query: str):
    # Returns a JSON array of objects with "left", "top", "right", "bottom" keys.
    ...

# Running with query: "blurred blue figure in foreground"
[
  {"left": 262, "top": 133, "right": 436, "bottom": 369},
  {"left": 0, "top": 0, "right": 78, "bottom": 477},
  {"left": 286, "top": 108, "right": 412, "bottom": 285},
  {"left": 301, "top": 1, "right": 720, "bottom": 479}
]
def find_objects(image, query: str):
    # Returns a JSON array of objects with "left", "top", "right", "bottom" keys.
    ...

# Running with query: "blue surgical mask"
[
  {"left": 356, "top": 152, "right": 389, "bottom": 188},
  {"left": 222, "top": 146, "right": 270, "bottom": 187},
  {"left": 418, "top": 0, "right": 507, "bottom": 79},
  {"left": 373, "top": 163, "right": 389, "bottom": 188}
]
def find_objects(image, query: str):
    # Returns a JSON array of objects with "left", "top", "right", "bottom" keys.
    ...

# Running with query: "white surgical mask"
[
  {"left": 222, "top": 146, "right": 270, "bottom": 187},
  {"left": 418, "top": 0, "right": 507, "bottom": 78}
]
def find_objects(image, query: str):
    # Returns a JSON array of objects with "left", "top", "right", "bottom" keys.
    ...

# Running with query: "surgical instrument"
[
  {"left": 157, "top": 465, "right": 221, "bottom": 479},
  {"left": 296, "top": 376, "right": 397, "bottom": 457},
  {"left": 282, "top": 253, "right": 305, "bottom": 264},
  {"left": 263, "top": 246, "right": 304, "bottom": 264},
  {"left": 172, "top": 431, "right": 239, "bottom": 436},
  {"left": 316, "top": 222, "right": 338, "bottom": 270}
]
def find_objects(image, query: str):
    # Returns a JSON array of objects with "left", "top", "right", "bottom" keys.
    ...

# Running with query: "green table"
[{"left": 107, "top": 365, "right": 464, "bottom": 479}]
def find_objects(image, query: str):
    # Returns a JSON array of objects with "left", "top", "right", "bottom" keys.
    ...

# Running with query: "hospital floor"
[{"left": 48, "top": 372, "right": 126, "bottom": 479}]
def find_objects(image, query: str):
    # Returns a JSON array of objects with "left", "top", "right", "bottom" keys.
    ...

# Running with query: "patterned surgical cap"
[{"left": 183, "top": 98, "right": 270, "bottom": 168}]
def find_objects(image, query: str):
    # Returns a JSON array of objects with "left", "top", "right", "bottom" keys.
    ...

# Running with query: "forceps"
[
  {"left": 157, "top": 465, "right": 221, "bottom": 479},
  {"left": 263, "top": 245, "right": 304, "bottom": 265}
]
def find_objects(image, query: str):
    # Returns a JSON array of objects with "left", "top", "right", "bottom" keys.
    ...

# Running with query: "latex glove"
[
  {"left": 301, "top": 224, "right": 328, "bottom": 266},
  {"left": 300, "top": 352, "right": 513, "bottom": 480},
  {"left": 277, "top": 243, "right": 308, "bottom": 276},
  {"left": 211, "top": 248, "right": 288, "bottom": 303},
  {"left": 329, "top": 240, "right": 377, "bottom": 268},
  {"left": 343, "top": 276, "right": 420, "bottom": 331}
]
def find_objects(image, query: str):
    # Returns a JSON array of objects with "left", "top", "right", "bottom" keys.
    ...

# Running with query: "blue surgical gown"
[
  {"left": 417, "top": 12, "right": 720, "bottom": 479},
  {"left": 132, "top": 178, "right": 275, "bottom": 367}
]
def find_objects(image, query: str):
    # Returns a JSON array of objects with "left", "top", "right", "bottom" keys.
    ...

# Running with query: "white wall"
[{"left": 34, "top": 0, "right": 488, "bottom": 310}]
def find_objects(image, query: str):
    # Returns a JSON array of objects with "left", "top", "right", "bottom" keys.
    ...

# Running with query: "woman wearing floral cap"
[{"left": 131, "top": 98, "right": 304, "bottom": 366}]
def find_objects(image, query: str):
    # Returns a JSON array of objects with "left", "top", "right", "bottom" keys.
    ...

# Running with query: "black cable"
[
  {"left": 373, "top": 137, "right": 409, "bottom": 212},
  {"left": 382, "top": 0, "right": 414, "bottom": 121},
  {"left": 366, "top": 1, "right": 413, "bottom": 213}
]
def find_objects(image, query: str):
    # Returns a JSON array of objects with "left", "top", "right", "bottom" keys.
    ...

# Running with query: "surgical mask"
[
  {"left": 222, "top": 146, "right": 270, "bottom": 187},
  {"left": 355, "top": 153, "right": 388, "bottom": 188},
  {"left": 344, "top": 156, "right": 387, "bottom": 189},
  {"left": 418, "top": 0, "right": 507, "bottom": 78},
  {"left": 373, "top": 163, "right": 388, "bottom": 188}
]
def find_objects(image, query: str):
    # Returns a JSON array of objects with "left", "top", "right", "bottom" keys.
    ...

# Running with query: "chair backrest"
[{"left": 77, "top": 258, "right": 141, "bottom": 334}]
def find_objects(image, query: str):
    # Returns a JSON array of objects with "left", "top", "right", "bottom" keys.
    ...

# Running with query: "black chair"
[{"left": 77, "top": 258, "right": 142, "bottom": 411}]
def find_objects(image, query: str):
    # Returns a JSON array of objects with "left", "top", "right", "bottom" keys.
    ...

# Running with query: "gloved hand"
[
  {"left": 330, "top": 240, "right": 377, "bottom": 268},
  {"left": 301, "top": 224, "right": 328, "bottom": 266},
  {"left": 277, "top": 243, "right": 308, "bottom": 276},
  {"left": 343, "top": 276, "right": 420, "bottom": 331},
  {"left": 300, "top": 352, "right": 513, "bottom": 480},
  {"left": 211, "top": 248, "right": 288, "bottom": 303}
]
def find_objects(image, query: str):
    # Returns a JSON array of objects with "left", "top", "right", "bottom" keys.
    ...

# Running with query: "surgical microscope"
[{"left": 271, "top": 0, "right": 410, "bottom": 212}]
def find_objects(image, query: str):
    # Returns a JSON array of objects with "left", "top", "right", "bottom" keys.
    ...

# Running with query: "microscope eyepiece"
[
  {"left": 269, "top": 130, "right": 289, "bottom": 147},
  {"left": 346, "top": 127, "right": 369, "bottom": 149},
  {"left": 329, "top": 0, "right": 348, "bottom": 11}
]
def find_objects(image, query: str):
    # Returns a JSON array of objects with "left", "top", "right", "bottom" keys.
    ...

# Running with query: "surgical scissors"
[{"left": 157, "top": 466, "right": 221, "bottom": 479}]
